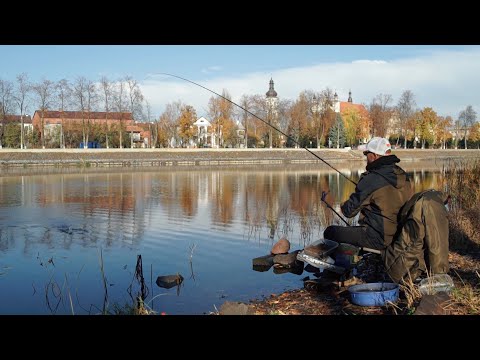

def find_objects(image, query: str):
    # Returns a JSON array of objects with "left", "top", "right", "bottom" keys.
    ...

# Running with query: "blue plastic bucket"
[{"left": 348, "top": 282, "right": 399, "bottom": 307}]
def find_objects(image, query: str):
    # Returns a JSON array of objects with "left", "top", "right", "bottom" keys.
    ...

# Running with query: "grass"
[
  {"left": 444, "top": 159, "right": 480, "bottom": 249},
  {"left": 112, "top": 297, "right": 157, "bottom": 315},
  {"left": 445, "top": 271, "right": 480, "bottom": 315}
]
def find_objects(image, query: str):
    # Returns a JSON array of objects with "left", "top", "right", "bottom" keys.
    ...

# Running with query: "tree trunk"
[{"left": 20, "top": 114, "right": 24, "bottom": 150}]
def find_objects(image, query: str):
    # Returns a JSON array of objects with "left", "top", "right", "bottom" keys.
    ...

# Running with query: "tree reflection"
[{"left": 0, "top": 167, "right": 445, "bottom": 253}]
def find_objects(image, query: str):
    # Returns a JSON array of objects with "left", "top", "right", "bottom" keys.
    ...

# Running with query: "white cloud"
[
  {"left": 141, "top": 48, "right": 480, "bottom": 119},
  {"left": 351, "top": 60, "right": 388, "bottom": 65},
  {"left": 201, "top": 66, "right": 222, "bottom": 74}
]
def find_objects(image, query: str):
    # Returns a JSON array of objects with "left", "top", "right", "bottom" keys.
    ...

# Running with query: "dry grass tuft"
[
  {"left": 443, "top": 271, "right": 480, "bottom": 315},
  {"left": 399, "top": 273, "right": 422, "bottom": 310}
]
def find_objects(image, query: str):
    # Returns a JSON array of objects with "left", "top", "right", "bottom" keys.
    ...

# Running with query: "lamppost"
[
  {"left": 265, "top": 78, "right": 278, "bottom": 149},
  {"left": 311, "top": 95, "right": 321, "bottom": 148}
]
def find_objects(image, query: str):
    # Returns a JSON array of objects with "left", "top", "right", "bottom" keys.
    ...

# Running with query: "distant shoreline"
[{"left": 0, "top": 148, "right": 479, "bottom": 168}]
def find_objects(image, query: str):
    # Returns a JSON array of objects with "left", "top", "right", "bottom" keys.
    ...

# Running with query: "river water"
[{"left": 0, "top": 163, "right": 445, "bottom": 314}]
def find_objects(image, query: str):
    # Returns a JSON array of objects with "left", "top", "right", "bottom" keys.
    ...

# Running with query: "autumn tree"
[
  {"left": 300, "top": 89, "right": 329, "bottom": 147},
  {"left": 437, "top": 115, "right": 453, "bottom": 149},
  {"left": 305, "top": 88, "right": 335, "bottom": 148},
  {"left": 220, "top": 117, "right": 238, "bottom": 148},
  {"left": 177, "top": 105, "right": 197, "bottom": 147},
  {"left": 341, "top": 106, "right": 364, "bottom": 146},
  {"left": 417, "top": 107, "right": 438, "bottom": 148},
  {"left": 469, "top": 122, "right": 480, "bottom": 147},
  {"left": 287, "top": 92, "right": 309, "bottom": 148},
  {"left": 207, "top": 89, "right": 235, "bottom": 148},
  {"left": 158, "top": 100, "right": 184, "bottom": 148},
  {"left": 459, "top": 105, "right": 477, "bottom": 149}
]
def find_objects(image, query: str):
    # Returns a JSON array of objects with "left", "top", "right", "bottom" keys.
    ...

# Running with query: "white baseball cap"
[{"left": 358, "top": 137, "right": 391, "bottom": 156}]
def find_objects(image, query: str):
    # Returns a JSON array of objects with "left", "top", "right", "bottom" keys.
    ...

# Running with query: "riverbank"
[
  {"left": 245, "top": 250, "right": 480, "bottom": 315},
  {"left": 241, "top": 159, "right": 480, "bottom": 316},
  {"left": 0, "top": 148, "right": 479, "bottom": 168}
]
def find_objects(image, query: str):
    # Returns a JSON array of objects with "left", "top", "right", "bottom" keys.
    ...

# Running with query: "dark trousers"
[{"left": 323, "top": 225, "right": 384, "bottom": 250}]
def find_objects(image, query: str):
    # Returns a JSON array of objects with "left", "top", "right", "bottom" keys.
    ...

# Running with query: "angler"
[{"left": 323, "top": 137, "right": 412, "bottom": 251}]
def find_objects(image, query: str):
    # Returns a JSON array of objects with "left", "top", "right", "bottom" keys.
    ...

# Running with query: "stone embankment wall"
[{"left": 0, "top": 148, "right": 479, "bottom": 168}]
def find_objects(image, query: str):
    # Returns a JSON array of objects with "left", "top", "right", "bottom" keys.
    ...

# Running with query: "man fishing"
[{"left": 323, "top": 137, "right": 412, "bottom": 251}]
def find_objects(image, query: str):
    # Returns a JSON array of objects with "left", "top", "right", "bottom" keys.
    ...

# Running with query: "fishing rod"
[
  {"left": 321, "top": 191, "right": 381, "bottom": 255},
  {"left": 321, "top": 191, "right": 349, "bottom": 226},
  {"left": 158, "top": 73, "right": 357, "bottom": 186}
]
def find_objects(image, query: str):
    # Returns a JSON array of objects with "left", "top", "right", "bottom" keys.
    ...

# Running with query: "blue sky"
[{"left": 1, "top": 45, "right": 479, "bottom": 119}]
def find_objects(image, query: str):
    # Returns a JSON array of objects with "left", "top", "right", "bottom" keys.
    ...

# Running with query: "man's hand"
[{"left": 321, "top": 191, "right": 329, "bottom": 202}]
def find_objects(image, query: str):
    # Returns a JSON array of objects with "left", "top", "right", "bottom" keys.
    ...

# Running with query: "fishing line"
[{"left": 158, "top": 73, "right": 357, "bottom": 186}]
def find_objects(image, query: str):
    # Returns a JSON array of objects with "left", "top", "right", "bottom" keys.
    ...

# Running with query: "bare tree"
[
  {"left": 208, "top": 95, "right": 222, "bottom": 148},
  {"left": 73, "top": 77, "right": 89, "bottom": 148},
  {"left": 397, "top": 90, "right": 416, "bottom": 148},
  {"left": 0, "top": 79, "right": 14, "bottom": 149},
  {"left": 248, "top": 94, "right": 270, "bottom": 147},
  {"left": 13, "top": 73, "right": 31, "bottom": 149},
  {"left": 276, "top": 99, "right": 293, "bottom": 147},
  {"left": 238, "top": 94, "right": 251, "bottom": 148},
  {"left": 55, "top": 79, "right": 72, "bottom": 149},
  {"left": 126, "top": 76, "right": 144, "bottom": 148},
  {"left": 318, "top": 88, "right": 335, "bottom": 147},
  {"left": 369, "top": 93, "right": 393, "bottom": 138},
  {"left": 452, "top": 118, "right": 462, "bottom": 149},
  {"left": 113, "top": 79, "right": 127, "bottom": 148},
  {"left": 32, "top": 79, "right": 55, "bottom": 149},
  {"left": 100, "top": 76, "right": 113, "bottom": 149},
  {"left": 143, "top": 99, "right": 156, "bottom": 148},
  {"left": 304, "top": 87, "right": 334, "bottom": 147},
  {"left": 458, "top": 105, "right": 477, "bottom": 149},
  {"left": 85, "top": 79, "right": 99, "bottom": 146}
]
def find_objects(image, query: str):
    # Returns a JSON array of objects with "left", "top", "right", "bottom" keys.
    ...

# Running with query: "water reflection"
[{"left": 0, "top": 165, "right": 445, "bottom": 314}]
